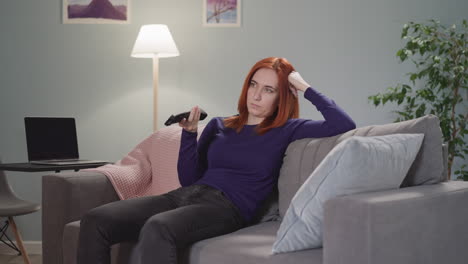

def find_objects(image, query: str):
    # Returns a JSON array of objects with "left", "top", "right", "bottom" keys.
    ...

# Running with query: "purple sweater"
[{"left": 177, "top": 87, "right": 356, "bottom": 222}]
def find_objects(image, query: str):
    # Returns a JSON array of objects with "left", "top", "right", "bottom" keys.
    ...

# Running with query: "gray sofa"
[{"left": 42, "top": 114, "right": 468, "bottom": 264}]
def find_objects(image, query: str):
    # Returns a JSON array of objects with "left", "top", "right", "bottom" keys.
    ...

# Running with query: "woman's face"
[{"left": 246, "top": 68, "right": 280, "bottom": 124}]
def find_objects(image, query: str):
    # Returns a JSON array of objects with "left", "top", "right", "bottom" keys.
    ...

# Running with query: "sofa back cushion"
[{"left": 278, "top": 114, "right": 444, "bottom": 219}]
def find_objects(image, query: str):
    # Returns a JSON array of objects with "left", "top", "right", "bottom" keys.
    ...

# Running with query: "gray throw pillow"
[{"left": 272, "top": 134, "right": 424, "bottom": 253}]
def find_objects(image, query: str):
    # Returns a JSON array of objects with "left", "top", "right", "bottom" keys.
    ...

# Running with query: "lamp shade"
[{"left": 131, "top": 24, "right": 180, "bottom": 58}]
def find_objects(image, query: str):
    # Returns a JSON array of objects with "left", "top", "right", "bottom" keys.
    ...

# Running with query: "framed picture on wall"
[
  {"left": 203, "top": 0, "right": 241, "bottom": 27},
  {"left": 63, "top": 0, "right": 130, "bottom": 24}
]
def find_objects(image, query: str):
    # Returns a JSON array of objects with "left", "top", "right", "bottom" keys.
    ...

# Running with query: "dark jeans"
[{"left": 77, "top": 184, "right": 245, "bottom": 264}]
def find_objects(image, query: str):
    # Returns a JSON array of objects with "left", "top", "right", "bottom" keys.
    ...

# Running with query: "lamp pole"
[{"left": 153, "top": 54, "right": 159, "bottom": 131}]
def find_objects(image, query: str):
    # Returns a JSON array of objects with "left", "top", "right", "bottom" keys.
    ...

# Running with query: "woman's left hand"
[{"left": 288, "top": 71, "right": 310, "bottom": 98}]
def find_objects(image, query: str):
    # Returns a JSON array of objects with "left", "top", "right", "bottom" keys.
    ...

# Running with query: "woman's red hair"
[{"left": 223, "top": 57, "right": 299, "bottom": 135}]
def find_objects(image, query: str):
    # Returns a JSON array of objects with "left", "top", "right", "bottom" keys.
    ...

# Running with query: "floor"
[{"left": 0, "top": 254, "right": 42, "bottom": 264}]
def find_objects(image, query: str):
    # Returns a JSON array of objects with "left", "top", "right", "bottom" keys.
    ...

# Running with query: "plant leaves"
[{"left": 370, "top": 19, "right": 468, "bottom": 180}]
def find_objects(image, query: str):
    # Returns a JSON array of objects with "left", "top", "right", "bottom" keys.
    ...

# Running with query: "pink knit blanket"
[{"left": 82, "top": 124, "right": 207, "bottom": 200}]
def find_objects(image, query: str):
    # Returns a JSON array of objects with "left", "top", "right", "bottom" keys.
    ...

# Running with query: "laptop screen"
[{"left": 24, "top": 117, "right": 79, "bottom": 161}]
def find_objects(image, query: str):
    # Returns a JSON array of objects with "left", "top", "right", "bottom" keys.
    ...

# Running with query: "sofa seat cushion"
[
  {"left": 181, "top": 221, "right": 323, "bottom": 264},
  {"left": 63, "top": 221, "right": 322, "bottom": 264}
]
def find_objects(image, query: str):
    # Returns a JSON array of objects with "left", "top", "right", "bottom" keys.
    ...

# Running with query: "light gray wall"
[{"left": 0, "top": 0, "right": 466, "bottom": 241}]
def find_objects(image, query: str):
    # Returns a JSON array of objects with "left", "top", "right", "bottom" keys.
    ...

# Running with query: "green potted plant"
[{"left": 368, "top": 19, "right": 467, "bottom": 180}]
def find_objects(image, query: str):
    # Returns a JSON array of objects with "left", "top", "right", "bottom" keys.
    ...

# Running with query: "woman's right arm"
[
  {"left": 177, "top": 115, "right": 217, "bottom": 186},
  {"left": 287, "top": 71, "right": 356, "bottom": 142}
]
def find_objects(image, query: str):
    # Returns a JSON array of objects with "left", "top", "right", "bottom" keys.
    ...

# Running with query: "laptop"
[{"left": 24, "top": 117, "right": 108, "bottom": 166}]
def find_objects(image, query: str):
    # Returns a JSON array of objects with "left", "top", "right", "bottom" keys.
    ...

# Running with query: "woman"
[{"left": 77, "top": 57, "right": 355, "bottom": 264}]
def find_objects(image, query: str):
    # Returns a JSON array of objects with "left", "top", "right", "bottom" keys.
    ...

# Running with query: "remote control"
[{"left": 164, "top": 108, "right": 208, "bottom": 126}]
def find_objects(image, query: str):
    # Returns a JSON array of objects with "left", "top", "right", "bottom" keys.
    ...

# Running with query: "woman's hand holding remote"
[{"left": 179, "top": 106, "right": 201, "bottom": 133}]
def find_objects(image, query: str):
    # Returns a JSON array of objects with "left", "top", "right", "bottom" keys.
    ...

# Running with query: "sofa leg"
[{"left": 8, "top": 217, "right": 32, "bottom": 264}]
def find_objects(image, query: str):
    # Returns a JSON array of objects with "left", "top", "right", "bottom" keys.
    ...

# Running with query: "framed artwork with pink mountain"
[
  {"left": 203, "top": 0, "right": 241, "bottom": 27},
  {"left": 63, "top": 0, "right": 130, "bottom": 24}
]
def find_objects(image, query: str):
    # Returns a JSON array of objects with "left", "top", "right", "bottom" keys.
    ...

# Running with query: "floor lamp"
[{"left": 131, "top": 24, "right": 180, "bottom": 131}]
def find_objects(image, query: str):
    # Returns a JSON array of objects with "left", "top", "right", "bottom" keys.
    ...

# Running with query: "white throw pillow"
[{"left": 272, "top": 133, "right": 425, "bottom": 254}]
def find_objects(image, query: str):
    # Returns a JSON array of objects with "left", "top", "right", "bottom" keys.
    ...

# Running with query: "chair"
[{"left": 0, "top": 159, "right": 41, "bottom": 264}]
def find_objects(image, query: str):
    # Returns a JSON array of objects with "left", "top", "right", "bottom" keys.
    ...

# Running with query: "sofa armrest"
[
  {"left": 323, "top": 181, "right": 468, "bottom": 264},
  {"left": 42, "top": 171, "right": 119, "bottom": 264}
]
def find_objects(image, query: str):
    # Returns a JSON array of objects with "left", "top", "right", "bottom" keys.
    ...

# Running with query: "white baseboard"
[{"left": 0, "top": 241, "right": 42, "bottom": 255}]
